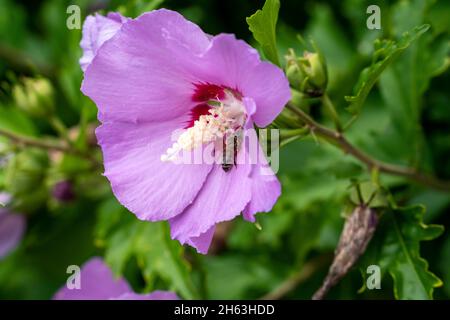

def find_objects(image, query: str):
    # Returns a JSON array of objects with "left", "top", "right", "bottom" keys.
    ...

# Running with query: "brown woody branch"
[{"left": 286, "top": 104, "right": 450, "bottom": 192}]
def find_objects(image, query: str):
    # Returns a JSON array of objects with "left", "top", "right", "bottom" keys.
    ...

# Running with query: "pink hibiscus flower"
[
  {"left": 80, "top": 9, "right": 290, "bottom": 254},
  {"left": 53, "top": 257, "right": 178, "bottom": 300}
]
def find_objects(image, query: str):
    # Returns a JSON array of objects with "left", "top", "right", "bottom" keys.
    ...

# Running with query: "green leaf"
[
  {"left": 246, "top": 0, "right": 281, "bottom": 66},
  {"left": 362, "top": 205, "right": 444, "bottom": 299},
  {"left": 96, "top": 200, "right": 198, "bottom": 299},
  {"left": 377, "top": 0, "right": 449, "bottom": 166},
  {"left": 135, "top": 223, "right": 197, "bottom": 299},
  {"left": 347, "top": 0, "right": 449, "bottom": 167},
  {"left": 204, "top": 254, "right": 283, "bottom": 299},
  {"left": 345, "top": 24, "right": 429, "bottom": 115},
  {"left": 0, "top": 199, "right": 98, "bottom": 299}
]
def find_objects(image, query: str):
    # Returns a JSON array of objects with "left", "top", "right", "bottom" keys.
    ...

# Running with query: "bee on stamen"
[{"left": 222, "top": 131, "right": 242, "bottom": 172}]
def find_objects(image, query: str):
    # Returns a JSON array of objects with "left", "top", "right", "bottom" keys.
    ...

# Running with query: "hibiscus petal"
[
  {"left": 241, "top": 62, "right": 291, "bottom": 127},
  {"left": 115, "top": 291, "right": 179, "bottom": 300},
  {"left": 79, "top": 13, "right": 127, "bottom": 72},
  {"left": 82, "top": 9, "right": 211, "bottom": 123},
  {"left": 190, "top": 34, "right": 291, "bottom": 127},
  {"left": 96, "top": 117, "right": 212, "bottom": 221},
  {"left": 169, "top": 151, "right": 252, "bottom": 252},
  {"left": 0, "top": 209, "right": 25, "bottom": 259},
  {"left": 243, "top": 146, "right": 281, "bottom": 222},
  {"left": 53, "top": 257, "right": 131, "bottom": 300},
  {"left": 185, "top": 226, "right": 216, "bottom": 254}
]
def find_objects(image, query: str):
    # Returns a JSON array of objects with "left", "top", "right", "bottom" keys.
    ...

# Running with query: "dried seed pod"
[{"left": 313, "top": 206, "right": 378, "bottom": 300}]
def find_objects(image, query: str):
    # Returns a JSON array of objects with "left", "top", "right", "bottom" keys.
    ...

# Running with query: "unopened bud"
[
  {"left": 13, "top": 77, "right": 54, "bottom": 118},
  {"left": 301, "top": 52, "right": 327, "bottom": 89},
  {"left": 285, "top": 49, "right": 328, "bottom": 95},
  {"left": 5, "top": 149, "right": 49, "bottom": 195},
  {"left": 52, "top": 180, "right": 75, "bottom": 203},
  {"left": 285, "top": 50, "right": 305, "bottom": 90}
]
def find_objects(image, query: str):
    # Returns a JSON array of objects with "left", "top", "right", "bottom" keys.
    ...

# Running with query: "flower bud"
[
  {"left": 12, "top": 77, "right": 54, "bottom": 118},
  {"left": 285, "top": 51, "right": 306, "bottom": 90},
  {"left": 285, "top": 49, "right": 328, "bottom": 95},
  {"left": 301, "top": 52, "right": 327, "bottom": 90},
  {"left": 52, "top": 180, "right": 75, "bottom": 203},
  {"left": 4, "top": 149, "right": 49, "bottom": 195}
]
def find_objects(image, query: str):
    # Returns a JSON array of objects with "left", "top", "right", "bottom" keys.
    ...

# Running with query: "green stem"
[
  {"left": 278, "top": 127, "right": 310, "bottom": 147},
  {"left": 322, "top": 93, "right": 342, "bottom": 132},
  {"left": 0, "top": 128, "right": 99, "bottom": 167},
  {"left": 280, "top": 127, "right": 310, "bottom": 139}
]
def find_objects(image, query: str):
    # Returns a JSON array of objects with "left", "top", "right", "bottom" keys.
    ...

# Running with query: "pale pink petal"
[
  {"left": 115, "top": 291, "right": 179, "bottom": 300},
  {"left": 54, "top": 257, "right": 179, "bottom": 300},
  {"left": 53, "top": 257, "right": 131, "bottom": 300},
  {"left": 185, "top": 226, "right": 216, "bottom": 255},
  {"left": 243, "top": 147, "right": 281, "bottom": 222},
  {"left": 170, "top": 151, "right": 252, "bottom": 252},
  {"left": 82, "top": 9, "right": 211, "bottom": 123},
  {"left": 190, "top": 34, "right": 291, "bottom": 127},
  {"left": 96, "top": 117, "right": 212, "bottom": 221},
  {"left": 79, "top": 13, "right": 128, "bottom": 72}
]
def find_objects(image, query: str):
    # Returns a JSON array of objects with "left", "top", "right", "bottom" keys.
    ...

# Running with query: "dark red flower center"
[
  {"left": 187, "top": 83, "right": 244, "bottom": 128},
  {"left": 162, "top": 84, "right": 247, "bottom": 163},
  {"left": 185, "top": 103, "right": 211, "bottom": 128},
  {"left": 192, "top": 83, "right": 226, "bottom": 102}
]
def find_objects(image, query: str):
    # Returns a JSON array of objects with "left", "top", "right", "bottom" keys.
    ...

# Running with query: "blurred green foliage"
[{"left": 0, "top": 0, "right": 449, "bottom": 300}]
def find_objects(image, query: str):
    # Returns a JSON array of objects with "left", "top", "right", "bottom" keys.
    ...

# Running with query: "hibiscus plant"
[{"left": 0, "top": 0, "right": 449, "bottom": 301}]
